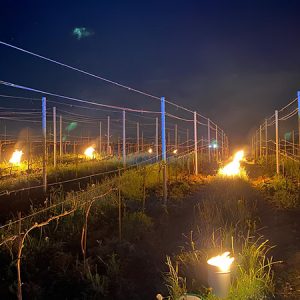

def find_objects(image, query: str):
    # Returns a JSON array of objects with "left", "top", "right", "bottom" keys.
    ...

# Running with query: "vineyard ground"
[{"left": 0, "top": 162, "right": 299, "bottom": 299}]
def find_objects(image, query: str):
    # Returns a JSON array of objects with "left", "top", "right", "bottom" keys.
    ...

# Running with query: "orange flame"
[
  {"left": 9, "top": 150, "right": 23, "bottom": 165},
  {"left": 84, "top": 146, "right": 95, "bottom": 159},
  {"left": 218, "top": 150, "right": 244, "bottom": 177},
  {"left": 207, "top": 252, "right": 234, "bottom": 272}
]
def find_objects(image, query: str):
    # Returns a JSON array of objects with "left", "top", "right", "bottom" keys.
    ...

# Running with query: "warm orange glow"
[
  {"left": 218, "top": 150, "right": 244, "bottom": 177},
  {"left": 148, "top": 148, "right": 153, "bottom": 154},
  {"left": 207, "top": 252, "right": 234, "bottom": 272},
  {"left": 9, "top": 150, "right": 23, "bottom": 165},
  {"left": 173, "top": 149, "right": 178, "bottom": 154},
  {"left": 84, "top": 146, "right": 95, "bottom": 159}
]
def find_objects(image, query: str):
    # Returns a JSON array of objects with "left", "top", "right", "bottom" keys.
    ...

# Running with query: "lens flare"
[
  {"left": 9, "top": 150, "right": 23, "bottom": 165},
  {"left": 84, "top": 146, "right": 95, "bottom": 159},
  {"left": 218, "top": 150, "right": 244, "bottom": 177},
  {"left": 207, "top": 252, "right": 234, "bottom": 272}
]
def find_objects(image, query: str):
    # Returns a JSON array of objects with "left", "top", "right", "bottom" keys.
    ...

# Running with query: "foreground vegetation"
[
  {"left": 0, "top": 157, "right": 195, "bottom": 299},
  {"left": 0, "top": 153, "right": 160, "bottom": 194},
  {"left": 0, "top": 155, "right": 298, "bottom": 299},
  {"left": 250, "top": 155, "right": 300, "bottom": 209}
]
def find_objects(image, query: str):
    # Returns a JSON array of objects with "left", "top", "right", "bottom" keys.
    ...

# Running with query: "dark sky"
[{"left": 0, "top": 0, "right": 299, "bottom": 145}]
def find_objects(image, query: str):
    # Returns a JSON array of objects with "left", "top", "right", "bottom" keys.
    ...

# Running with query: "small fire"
[
  {"left": 218, "top": 150, "right": 244, "bottom": 177},
  {"left": 84, "top": 146, "right": 95, "bottom": 159},
  {"left": 9, "top": 150, "right": 23, "bottom": 165},
  {"left": 148, "top": 148, "right": 153, "bottom": 154},
  {"left": 173, "top": 149, "right": 178, "bottom": 154},
  {"left": 207, "top": 252, "right": 234, "bottom": 273}
]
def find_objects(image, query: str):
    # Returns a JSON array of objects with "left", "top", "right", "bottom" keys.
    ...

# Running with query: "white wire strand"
[
  {"left": 0, "top": 80, "right": 161, "bottom": 114},
  {"left": 0, "top": 41, "right": 161, "bottom": 101}
]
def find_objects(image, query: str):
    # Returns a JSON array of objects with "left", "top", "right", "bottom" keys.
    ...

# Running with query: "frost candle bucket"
[{"left": 207, "top": 252, "right": 234, "bottom": 298}]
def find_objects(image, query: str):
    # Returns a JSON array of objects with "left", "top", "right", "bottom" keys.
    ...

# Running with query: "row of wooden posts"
[{"left": 251, "top": 98, "right": 300, "bottom": 175}]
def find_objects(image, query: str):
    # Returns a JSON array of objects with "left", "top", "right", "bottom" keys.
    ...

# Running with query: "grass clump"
[
  {"left": 228, "top": 237, "right": 276, "bottom": 300},
  {"left": 164, "top": 256, "right": 187, "bottom": 300},
  {"left": 122, "top": 211, "right": 153, "bottom": 242},
  {"left": 257, "top": 175, "right": 300, "bottom": 209}
]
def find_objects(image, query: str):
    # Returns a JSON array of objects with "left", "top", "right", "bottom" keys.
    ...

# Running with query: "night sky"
[{"left": 0, "top": 0, "right": 300, "bottom": 146}]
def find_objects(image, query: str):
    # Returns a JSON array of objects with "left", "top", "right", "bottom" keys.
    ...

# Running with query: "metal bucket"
[{"left": 208, "top": 268, "right": 231, "bottom": 298}]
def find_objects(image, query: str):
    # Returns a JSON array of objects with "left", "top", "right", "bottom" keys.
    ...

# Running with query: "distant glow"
[
  {"left": 148, "top": 148, "right": 153, "bottom": 154},
  {"left": 66, "top": 122, "right": 78, "bottom": 132},
  {"left": 72, "top": 27, "right": 94, "bottom": 40},
  {"left": 210, "top": 140, "right": 218, "bottom": 149},
  {"left": 173, "top": 149, "right": 178, "bottom": 154},
  {"left": 218, "top": 150, "right": 244, "bottom": 177},
  {"left": 207, "top": 252, "right": 234, "bottom": 272},
  {"left": 9, "top": 150, "right": 23, "bottom": 165},
  {"left": 84, "top": 146, "right": 95, "bottom": 159}
]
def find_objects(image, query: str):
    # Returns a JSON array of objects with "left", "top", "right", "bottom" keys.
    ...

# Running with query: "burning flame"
[
  {"left": 173, "top": 149, "right": 178, "bottom": 154},
  {"left": 9, "top": 150, "right": 23, "bottom": 165},
  {"left": 84, "top": 146, "right": 95, "bottom": 159},
  {"left": 148, "top": 148, "right": 153, "bottom": 154},
  {"left": 218, "top": 150, "right": 244, "bottom": 177},
  {"left": 207, "top": 252, "right": 234, "bottom": 272}
]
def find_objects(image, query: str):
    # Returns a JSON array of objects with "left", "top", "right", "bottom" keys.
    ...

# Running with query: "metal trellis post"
[
  {"left": 122, "top": 110, "right": 126, "bottom": 167},
  {"left": 107, "top": 116, "right": 110, "bottom": 155},
  {"left": 161, "top": 96, "right": 167, "bottom": 205},
  {"left": 215, "top": 124, "right": 218, "bottom": 162},
  {"left": 53, "top": 107, "right": 57, "bottom": 167},
  {"left": 42, "top": 97, "right": 47, "bottom": 192},
  {"left": 207, "top": 118, "right": 211, "bottom": 162},
  {"left": 175, "top": 124, "right": 178, "bottom": 150},
  {"left": 265, "top": 119, "right": 268, "bottom": 162},
  {"left": 298, "top": 91, "right": 300, "bottom": 155},
  {"left": 59, "top": 115, "right": 62, "bottom": 158},
  {"left": 275, "top": 110, "right": 279, "bottom": 174},
  {"left": 155, "top": 117, "right": 159, "bottom": 161},
  {"left": 137, "top": 122, "right": 140, "bottom": 153},
  {"left": 194, "top": 111, "right": 198, "bottom": 175},
  {"left": 99, "top": 121, "right": 102, "bottom": 153}
]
